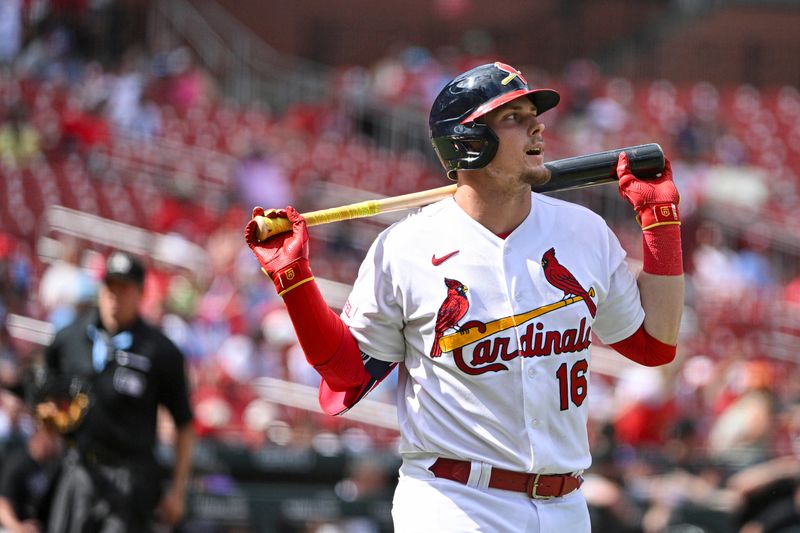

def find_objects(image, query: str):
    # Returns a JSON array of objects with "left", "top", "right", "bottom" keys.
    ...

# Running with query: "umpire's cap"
[
  {"left": 103, "top": 251, "right": 146, "bottom": 286},
  {"left": 429, "top": 62, "right": 560, "bottom": 180}
]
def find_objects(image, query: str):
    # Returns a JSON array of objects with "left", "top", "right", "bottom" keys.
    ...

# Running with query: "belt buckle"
[{"left": 527, "top": 473, "right": 554, "bottom": 500}]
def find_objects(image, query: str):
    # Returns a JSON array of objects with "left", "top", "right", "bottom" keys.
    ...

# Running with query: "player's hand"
[
  {"left": 244, "top": 206, "right": 309, "bottom": 278},
  {"left": 617, "top": 152, "right": 680, "bottom": 230},
  {"left": 245, "top": 206, "right": 314, "bottom": 296}
]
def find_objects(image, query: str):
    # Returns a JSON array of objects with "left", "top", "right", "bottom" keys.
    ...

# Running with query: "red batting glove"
[
  {"left": 617, "top": 152, "right": 680, "bottom": 230},
  {"left": 617, "top": 152, "right": 683, "bottom": 275},
  {"left": 244, "top": 206, "right": 314, "bottom": 296}
]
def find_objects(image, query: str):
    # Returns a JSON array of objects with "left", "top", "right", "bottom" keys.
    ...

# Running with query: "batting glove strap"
[
  {"left": 271, "top": 258, "right": 314, "bottom": 296},
  {"left": 637, "top": 202, "right": 681, "bottom": 231}
]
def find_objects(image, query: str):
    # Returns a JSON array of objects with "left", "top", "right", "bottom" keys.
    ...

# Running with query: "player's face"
[
  {"left": 98, "top": 278, "right": 142, "bottom": 333},
  {"left": 481, "top": 99, "right": 549, "bottom": 187}
]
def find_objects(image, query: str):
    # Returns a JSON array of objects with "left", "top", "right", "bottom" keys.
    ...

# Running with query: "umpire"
[{"left": 43, "top": 251, "right": 194, "bottom": 533}]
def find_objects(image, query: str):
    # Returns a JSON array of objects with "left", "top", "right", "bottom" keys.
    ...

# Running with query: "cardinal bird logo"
[
  {"left": 541, "top": 248, "right": 597, "bottom": 318},
  {"left": 430, "top": 278, "right": 470, "bottom": 357}
]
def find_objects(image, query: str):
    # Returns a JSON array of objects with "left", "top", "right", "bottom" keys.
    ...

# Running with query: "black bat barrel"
[{"left": 534, "top": 143, "right": 665, "bottom": 194}]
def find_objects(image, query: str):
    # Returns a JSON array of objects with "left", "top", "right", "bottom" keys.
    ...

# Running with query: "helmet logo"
[{"left": 494, "top": 62, "right": 527, "bottom": 86}]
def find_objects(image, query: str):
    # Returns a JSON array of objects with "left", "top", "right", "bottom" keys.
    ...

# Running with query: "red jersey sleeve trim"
[{"left": 609, "top": 324, "right": 676, "bottom": 367}]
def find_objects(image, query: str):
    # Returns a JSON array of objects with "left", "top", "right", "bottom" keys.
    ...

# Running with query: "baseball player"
[{"left": 245, "top": 62, "right": 684, "bottom": 532}]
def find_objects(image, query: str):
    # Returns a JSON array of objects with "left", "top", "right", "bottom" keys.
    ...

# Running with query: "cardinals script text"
[{"left": 451, "top": 318, "right": 592, "bottom": 375}]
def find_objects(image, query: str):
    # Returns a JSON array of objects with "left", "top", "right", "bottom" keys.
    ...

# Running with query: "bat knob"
[{"left": 255, "top": 214, "right": 292, "bottom": 241}]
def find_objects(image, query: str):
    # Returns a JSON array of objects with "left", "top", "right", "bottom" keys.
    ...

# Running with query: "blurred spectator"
[
  {"left": 37, "top": 237, "right": 94, "bottom": 332},
  {"left": 83, "top": 0, "right": 132, "bottom": 65},
  {"left": 77, "top": 61, "right": 112, "bottom": 113},
  {"left": 233, "top": 143, "right": 293, "bottom": 211},
  {"left": 781, "top": 264, "right": 800, "bottom": 306},
  {"left": 582, "top": 473, "right": 644, "bottom": 533},
  {"left": 732, "top": 227, "right": 777, "bottom": 293},
  {"left": 124, "top": 92, "right": 162, "bottom": 141},
  {"left": 0, "top": 420, "right": 62, "bottom": 533},
  {"left": 0, "top": 388, "right": 28, "bottom": 459},
  {"left": 691, "top": 221, "right": 744, "bottom": 296},
  {"left": 161, "top": 47, "right": 216, "bottom": 114},
  {"left": 106, "top": 51, "right": 145, "bottom": 134},
  {"left": 561, "top": 59, "right": 601, "bottom": 116},
  {"left": 150, "top": 179, "right": 216, "bottom": 239},
  {"left": 369, "top": 47, "right": 412, "bottom": 106},
  {"left": 0, "top": 103, "right": 41, "bottom": 168},
  {"left": 714, "top": 132, "right": 749, "bottom": 166},
  {"left": 191, "top": 362, "right": 233, "bottom": 441},
  {"left": 193, "top": 358, "right": 260, "bottom": 447},
  {"left": 60, "top": 96, "right": 111, "bottom": 151},
  {"left": 708, "top": 360, "right": 777, "bottom": 471},
  {"left": 613, "top": 366, "right": 678, "bottom": 450},
  {"left": 333, "top": 456, "right": 393, "bottom": 533},
  {"left": 15, "top": 19, "right": 82, "bottom": 83},
  {"left": 0, "top": 0, "right": 22, "bottom": 65},
  {"left": 260, "top": 307, "right": 301, "bottom": 379},
  {"left": 0, "top": 233, "right": 32, "bottom": 314},
  {"left": 586, "top": 77, "right": 632, "bottom": 136},
  {"left": 727, "top": 455, "right": 800, "bottom": 533}
]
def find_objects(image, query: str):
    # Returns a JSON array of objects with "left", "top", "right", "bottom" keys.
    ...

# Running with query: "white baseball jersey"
[{"left": 342, "top": 193, "right": 644, "bottom": 475}]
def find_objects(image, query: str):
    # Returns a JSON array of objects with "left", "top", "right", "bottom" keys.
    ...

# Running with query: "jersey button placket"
[{"left": 504, "top": 241, "right": 540, "bottom": 465}]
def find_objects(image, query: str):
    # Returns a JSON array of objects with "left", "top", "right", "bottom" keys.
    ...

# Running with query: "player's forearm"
[
  {"left": 637, "top": 222, "right": 684, "bottom": 345},
  {"left": 243, "top": 208, "right": 372, "bottom": 392},
  {"left": 171, "top": 423, "right": 194, "bottom": 497},
  {"left": 637, "top": 271, "right": 684, "bottom": 345},
  {"left": 616, "top": 152, "right": 683, "bottom": 346},
  {"left": 268, "top": 258, "right": 358, "bottom": 369},
  {"left": 281, "top": 266, "right": 346, "bottom": 365}
]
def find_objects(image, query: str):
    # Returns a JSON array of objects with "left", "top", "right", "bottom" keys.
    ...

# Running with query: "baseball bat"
[{"left": 254, "top": 143, "right": 664, "bottom": 241}]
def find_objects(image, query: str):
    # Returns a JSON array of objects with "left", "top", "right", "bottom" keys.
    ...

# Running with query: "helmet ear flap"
[{"left": 431, "top": 124, "right": 499, "bottom": 180}]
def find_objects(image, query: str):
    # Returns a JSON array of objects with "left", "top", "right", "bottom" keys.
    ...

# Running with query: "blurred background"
[{"left": 1, "top": 0, "right": 800, "bottom": 531}]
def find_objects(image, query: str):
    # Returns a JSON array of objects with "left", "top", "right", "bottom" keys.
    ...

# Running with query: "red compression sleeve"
[
  {"left": 609, "top": 324, "right": 676, "bottom": 367},
  {"left": 280, "top": 260, "right": 371, "bottom": 392},
  {"left": 642, "top": 225, "right": 683, "bottom": 276}
]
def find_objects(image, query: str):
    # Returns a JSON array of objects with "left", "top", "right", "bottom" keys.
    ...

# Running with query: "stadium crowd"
[{"left": 0, "top": 2, "right": 798, "bottom": 532}]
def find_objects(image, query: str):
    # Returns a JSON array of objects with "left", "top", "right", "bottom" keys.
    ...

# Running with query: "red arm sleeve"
[
  {"left": 280, "top": 264, "right": 396, "bottom": 415},
  {"left": 609, "top": 324, "right": 677, "bottom": 367},
  {"left": 281, "top": 272, "right": 369, "bottom": 391}
]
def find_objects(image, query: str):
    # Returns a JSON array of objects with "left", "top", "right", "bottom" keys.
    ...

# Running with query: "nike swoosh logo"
[{"left": 432, "top": 250, "right": 459, "bottom": 266}]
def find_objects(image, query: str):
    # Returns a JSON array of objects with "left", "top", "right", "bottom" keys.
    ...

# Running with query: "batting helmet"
[{"left": 429, "top": 62, "right": 560, "bottom": 180}]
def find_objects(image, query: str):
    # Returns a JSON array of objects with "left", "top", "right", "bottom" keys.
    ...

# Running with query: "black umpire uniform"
[{"left": 43, "top": 252, "right": 194, "bottom": 533}]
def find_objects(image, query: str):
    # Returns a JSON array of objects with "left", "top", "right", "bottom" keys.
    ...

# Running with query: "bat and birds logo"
[{"left": 430, "top": 247, "right": 596, "bottom": 358}]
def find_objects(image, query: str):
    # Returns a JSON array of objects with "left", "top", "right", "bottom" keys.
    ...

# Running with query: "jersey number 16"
[{"left": 556, "top": 359, "right": 588, "bottom": 411}]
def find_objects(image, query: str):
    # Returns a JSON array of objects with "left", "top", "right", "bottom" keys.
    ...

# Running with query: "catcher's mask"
[{"left": 429, "top": 61, "right": 560, "bottom": 180}]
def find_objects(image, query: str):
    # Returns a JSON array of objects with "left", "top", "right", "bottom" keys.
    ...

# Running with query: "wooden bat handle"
[
  {"left": 255, "top": 213, "right": 292, "bottom": 239},
  {"left": 255, "top": 184, "right": 458, "bottom": 241}
]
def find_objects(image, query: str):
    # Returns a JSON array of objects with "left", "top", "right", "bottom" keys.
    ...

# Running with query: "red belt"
[{"left": 429, "top": 458, "right": 583, "bottom": 500}]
